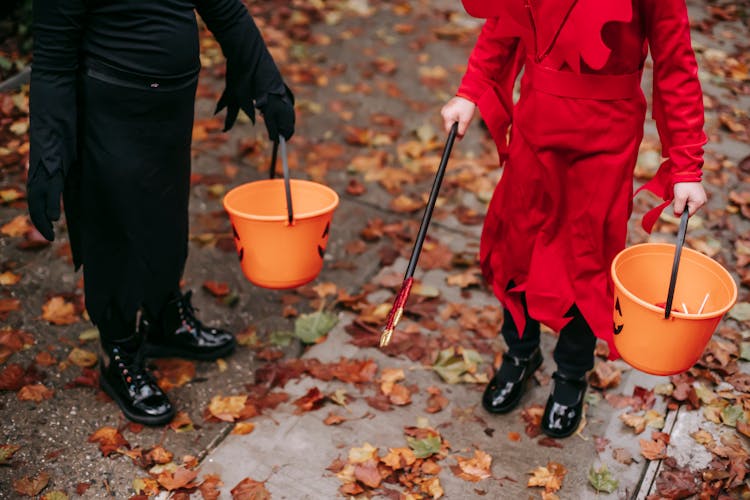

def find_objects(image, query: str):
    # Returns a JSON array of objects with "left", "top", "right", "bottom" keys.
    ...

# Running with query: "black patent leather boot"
[
  {"left": 482, "top": 347, "right": 543, "bottom": 414},
  {"left": 541, "top": 371, "right": 588, "bottom": 438},
  {"left": 143, "top": 291, "right": 236, "bottom": 361},
  {"left": 100, "top": 336, "right": 175, "bottom": 426}
]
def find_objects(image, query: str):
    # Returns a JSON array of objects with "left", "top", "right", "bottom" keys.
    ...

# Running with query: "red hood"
[{"left": 460, "top": 0, "right": 504, "bottom": 18}]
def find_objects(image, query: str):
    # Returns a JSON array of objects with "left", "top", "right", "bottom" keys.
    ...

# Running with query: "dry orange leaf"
[
  {"left": 323, "top": 412, "right": 347, "bottom": 426},
  {"left": 208, "top": 395, "right": 247, "bottom": 422},
  {"left": 88, "top": 426, "right": 129, "bottom": 457},
  {"left": 202, "top": 280, "right": 230, "bottom": 297},
  {"left": 146, "top": 445, "right": 173, "bottom": 465},
  {"left": 418, "top": 476, "right": 444, "bottom": 498},
  {"left": 528, "top": 462, "right": 567, "bottom": 493},
  {"left": 230, "top": 477, "right": 271, "bottom": 500},
  {"left": 13, "top": 471, "right": 50, "bottom": 496},
  {"left": 169, "top": 411, "right": 194, "bottom": 432},
  {"left": 0, "top": 271, "right": 21, "bottom": 285},
  {"left": 425, "top": 386, "right": 449, "bottom": 414},
  {"left": 41, "top": 297, "right": 79, "bottom": 325},
  {"left": 639, "top": 438, "right": 668, "bottom": 460},
  {"left": 157, "top": 466, "right": 198, "bottom": 491},
  {"left": 390, "top": 194, "right": 424, "bottom": 213},
  {"left": 199, "top": 474, "right": 224, "bottom": 500},
  {"left": 354, "top": 460, "right": 382, "bottom": 488},
  {"left": 381, "top": 447, "right": 416, "bottom": 470},
  {"left": 153, "top": 358, "right": 195, "bottom": 391},
  {"left": 231, "top": 422, "right": 256, "bottom": 435},
  {"left": 452, "top": 449, "right": 492, "bottom": 482},
  {"left": 620, "top": 412, "right": 647, "bottom": 434},
  {"left": 1, "top": 215, "right": 31, "bottom": 237},
  {"left": 133, "top": 477, "right": 161, "bottom": 496},
  {"left": 589, "top": 361, "right": 621, "bottom": 390},
  {"left": 17, "top": 383, "right": 54, "bottom": 403},
  {"left": 35, "top": 351, "right": 56, "bottom": 367},
  {"left": 68, "top": 347, "right": 98, "bottom": 368},
  {"left": 388, "top": 383, "right": 412, "bottom": 406}
]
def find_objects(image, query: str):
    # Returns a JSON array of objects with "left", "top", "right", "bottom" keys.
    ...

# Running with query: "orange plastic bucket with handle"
[
  {"left": 611, "top": 211, "right": 737, "bottom": 375},
  {"left": 223, "top": 138, "right": 339, "bottom": 289}
]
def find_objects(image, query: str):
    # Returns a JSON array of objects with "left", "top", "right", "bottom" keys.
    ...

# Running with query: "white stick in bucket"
[
  {"left": 697, "top": 293, "right": 710, "bottom": 314},
  {"left": 681, "top": 303, "right": 689, "bottom": 314}
]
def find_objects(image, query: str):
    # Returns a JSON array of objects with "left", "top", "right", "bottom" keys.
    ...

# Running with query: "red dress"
[{"left": 457, "top": 0, "right": 705, "bottom": 357}]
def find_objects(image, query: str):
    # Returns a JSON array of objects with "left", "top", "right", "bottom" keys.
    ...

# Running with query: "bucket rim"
[
  {"left": 611, "top": 242, "right": 738, "bottom": 320},
  {"left": 223, "top": 178, "right": 340, "bottom": 222}
]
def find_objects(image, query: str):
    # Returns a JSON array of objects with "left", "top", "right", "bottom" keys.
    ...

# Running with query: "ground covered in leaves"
[{"left": 1, "top": 0, "right": 749, "bottom": 499}]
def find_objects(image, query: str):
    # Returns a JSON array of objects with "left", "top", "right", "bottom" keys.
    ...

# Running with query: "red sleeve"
[
  {"left": 637, "top": 0, "right": 706, "bottom": 232},
  {"left": 457, "top": 18, "right": 524, "bottom": 162}
]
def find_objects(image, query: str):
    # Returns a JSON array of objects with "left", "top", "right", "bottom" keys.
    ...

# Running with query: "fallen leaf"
[
  {"left": 198, "top": 475, "right": 223, "bottom": 500},
  {"left": 293, "top": 387, "right": 326, "bottom": 414},
  {"left": 324, "top": 412, "right": 347, "bottom": 425},
  {"left": 168, "top": 411, "right": 194, "bottom": 432},
  {"left": 589, "top": 361, "right": 621, "bottom": 390},
  {"left": 452, "top": 449, "right": 492, "bottom": 482},
  {"left": 152, "top": 358, "right": 195, "bottom": 391},
  {"left": 67, "top": 348, "right": 97, "bottom": 368},
  {"left": 589, "top": 464, "right": 619, "bottom": 493},
  {"left": 13, "top": 471, "right": 50, "bottom": 496},
  {"left": 41, "top": 297, "right": 79, "bottom": 325},
  {"left": 0, "top": 271, "right": 21, "bottom": 285},
  {"left": 17, "top": 383, "right": 54, "bottom": 402},
  {"left": 132, "top": 477, "right": 161, "bottom": 496},
  {"left": 1, "top": 215, "right": 31, "bottom": 237},
  {"left": 157, "top": 466, "right": 198, "bottom": 491},
  {"left": 0, "top": 444, "right": 21, "bottom": 464},
  {"left": 146, "top": 446, "right": 173, "bottom": 465},
  {"left": 231, "top": 422, "right": 255, "bottom": 435},
  {"left": 202, "top": 281, "right": 230, "bottom": 297},
  {"left": 208, "top": 395, "right": 247, "bottom": 422},
  {"left": 230, "top": 477, "right": 271, "bottom": 500},
  {"left": 88, "top": 426, "right": 129, "bottom": 457},
  {"left": 528, "top": 462, "right": 566, "bottom": 493},
  {"left": 294, "top": 311, "right": 338, "bottom": 344},
  {"left": 639, "top": 438, "right": 667, "bottom": 460}
]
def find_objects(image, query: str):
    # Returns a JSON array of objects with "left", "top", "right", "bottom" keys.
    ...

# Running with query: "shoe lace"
[
  {"left": 110, "top": 347, "right": 159, "bottom": 402},
  {"left": 175, "top": 291, "right": 202, "bottom": 332}
]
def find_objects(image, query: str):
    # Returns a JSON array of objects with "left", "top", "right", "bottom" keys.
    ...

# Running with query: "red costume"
[{"left": 457, "top": 0, "right": 706, "bottom": 357}]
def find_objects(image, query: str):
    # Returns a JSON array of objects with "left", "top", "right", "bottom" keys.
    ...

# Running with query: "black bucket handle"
[
  {"left": 268, "top": 137, "right": 294, "bottom": 225},
  {"left": 664, "top": 210, "right": 689, "bottom": 319}
]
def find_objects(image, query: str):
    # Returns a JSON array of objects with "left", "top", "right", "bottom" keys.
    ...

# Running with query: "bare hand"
[
  {"left": 440, "top": 96, "right": 476, "bottom": 138},
  {"left": 673, "top": 182, "right": 707, "bottom": 216}
]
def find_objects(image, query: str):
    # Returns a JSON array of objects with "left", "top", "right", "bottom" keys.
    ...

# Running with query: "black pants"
[
  {"left": 501, "top": 301, "right": 596, "bottom": 379},
  {"left": 75, "top": 66, "right": 198, "bottom": 347}
]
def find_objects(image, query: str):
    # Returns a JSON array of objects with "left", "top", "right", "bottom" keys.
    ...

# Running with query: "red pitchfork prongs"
[{"left": 379, "top": 122, "right": 458, "bottom": 347}]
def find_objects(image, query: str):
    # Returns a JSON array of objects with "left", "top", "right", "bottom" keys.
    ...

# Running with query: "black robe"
[{"left": 30, "top": 0, "right": 286, "bottom": 326}]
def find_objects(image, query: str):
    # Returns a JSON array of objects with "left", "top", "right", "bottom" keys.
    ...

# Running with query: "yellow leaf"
[
  {"left": 68, "top": 348, "right": 98, "bottom": 368},
  {"left": 231, "top": 422, "right": 255, "bottom": 435}
]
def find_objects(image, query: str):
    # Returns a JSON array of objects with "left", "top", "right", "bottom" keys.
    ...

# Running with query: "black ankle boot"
[
  {"left": 143, "top": 291, "right": 236, "bottom": 361},
  {"left": 100, "top": 342, "right": 175, "bottom": 426},
  {"left": 541, "top": 371, "right": 587, "bottom": 438},
  {"left": 482, "top": 347, "right": 543, "bottom": 414}
]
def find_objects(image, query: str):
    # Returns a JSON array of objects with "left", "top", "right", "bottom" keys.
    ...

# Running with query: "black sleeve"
[
  {"left": 29, "top": 0, "right": 86, "bottom": 178},
  {"left": 195, "top": 0, "right": 290, "bottom": 130}
]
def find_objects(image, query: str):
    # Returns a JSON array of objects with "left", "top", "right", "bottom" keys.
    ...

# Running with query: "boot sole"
[
  {"left": 142, "top": 338, "right": 237, "bottom": 361},
  {"left": 99, "top": 370, "right": 176, "bottom": 427}
]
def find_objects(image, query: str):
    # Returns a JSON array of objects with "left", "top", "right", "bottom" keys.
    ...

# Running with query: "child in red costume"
[{"left": 441, "top": 0, "right": 707, "bottom": 437}]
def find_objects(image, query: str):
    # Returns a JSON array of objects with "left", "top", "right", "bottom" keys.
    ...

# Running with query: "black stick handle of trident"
[
  {"left": 269, "top": 140, "right": 279, "bottom": 179},
  {"left": 404, "top": 122, "right": 458, "bottom": 279},
  {"left": 665, "top": 210, "right": 689, "bottom": 319},
  {"left": 279, "top": 136, "right": 294, "bottom": 225}
]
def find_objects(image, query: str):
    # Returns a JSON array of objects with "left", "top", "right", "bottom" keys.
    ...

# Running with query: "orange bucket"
[
  {"left": 223, "top": 139, "right": 339, "bottom": 289},
  {"left": 611, "top": 213, "right": 737, "bottom": 375}
]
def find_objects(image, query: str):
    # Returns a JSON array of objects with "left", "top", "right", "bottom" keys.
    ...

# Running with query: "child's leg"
[
  {"left": 553, "top": 305, "right": 597, "bottom": 380},
  {"left": 483, "top": 296, "right": 543, "bottom": 414},
  {"left": 541, "top": 305, "right": 594, "bottom": 438}
]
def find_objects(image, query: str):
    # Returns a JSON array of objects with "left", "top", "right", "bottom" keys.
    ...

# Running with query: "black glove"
[
  {"left": 260, "top": 92, "right": 295, "bottom": 142},
  {"left": 27, "top": 166, "right": 64, "bottom": 242}
]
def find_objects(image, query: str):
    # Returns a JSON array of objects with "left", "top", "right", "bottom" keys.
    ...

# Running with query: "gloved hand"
[
  {"left": 260, "top": 92, "right": 295, "bottom": 142},
  {"left": 27, "top": 166, "right": 64, "bottom": 242}
]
